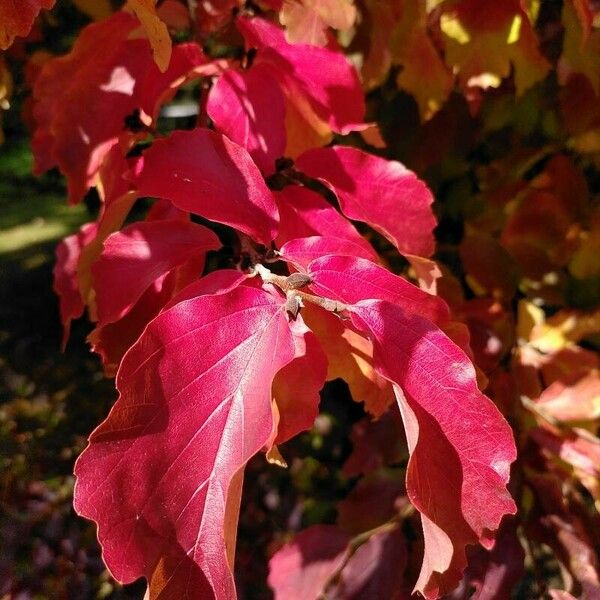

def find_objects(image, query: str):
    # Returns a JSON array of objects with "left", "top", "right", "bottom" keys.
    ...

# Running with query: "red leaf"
[
  {"left": 31, "top": 12, "right": 207, "bottom": 204},
  {"left": 0, "top": 0, "right": 55, "bottom": 50},
  {"left": 130, "top": 128, "right": 279, "bottom": 244},
  {"left": 236, "top": 16, "right": 365, "bottom": 135},
  {"left": 93, "top": 220, "right": 220, "bottom": 325},
  {"left": 74, "top": 286, "right": 296, "bottom": 598},
  {"left": 274, "top": 185, "right": 376, "bottom": 257},
  {"left": 307, "top": 255, "right": 449, "bottom": 324},
  {"left": 163, "top": 269, "right": 249, "bottom": 312},
  {"left": 349, "top": 300, "right": 517, "bottom": 598},
  {"left": 53, "top": 222, "right": 98, "bottom": 349},
  {"left": 446, "top": 517, "right": 525, "bottom": 599},
  {"left": 268, "top": 524, "right": 409, "bottom": 599},
  {"left": 195, "top": 0, "right": 241, "bottom": 36},
  {"left": 207, "top": 64, "right": 286, "bottom": 174},
  {"left": 268, "top": 525, "right": 351, "bottom": 599},
  {"left": 77, "top": 147, "right": 138, "bottom": 308},
  {"left": 296, "top": 146, "right": 436, "bottom": 257},
  {"left": 89, "top": 267, "right": 195, "bottom": 375},
  {"left": 328, "top": 527, "right": 409, "bottom": 599},
  {"left": 280, "top": 236, "right": 377, "bottom": 270}
]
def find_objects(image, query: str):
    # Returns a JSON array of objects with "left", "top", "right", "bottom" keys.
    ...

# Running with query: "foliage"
[{"left": 1, "top": 0, "right": 600, "bottom": 598}]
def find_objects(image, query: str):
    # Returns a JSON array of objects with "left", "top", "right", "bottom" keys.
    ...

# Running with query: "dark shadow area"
[{"left": 0, "top": 139, "right": 144, "bottom": 599}]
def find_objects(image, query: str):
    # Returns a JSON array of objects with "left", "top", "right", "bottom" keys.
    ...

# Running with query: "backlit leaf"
[
  {"left": 297, "top": 146, "right": 436, "bottom": 257},
  {"left": 31, "top": 12, "right": 207, "bottom": 204},
  {"left": 92, "top": 220, "right": 221, "bottom": 325},
  {"left": 130, "top": 128, "right": 279, "bottom": 245},
  {"left": 350, "top": 300, "right": 517, "bottom": 597},
  {"left": 126, "top": 0, "right": 172, "bottom": 72},
  {"left": 74, "top": 286, "right": 296, "bottom": 598},
  {"left": 207, "top": 64, "right": 286, "bottom": 174}
]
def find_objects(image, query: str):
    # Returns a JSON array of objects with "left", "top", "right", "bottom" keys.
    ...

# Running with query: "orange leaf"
[{"left": 127, "top": 0, "right": 172, "bottom": 72}]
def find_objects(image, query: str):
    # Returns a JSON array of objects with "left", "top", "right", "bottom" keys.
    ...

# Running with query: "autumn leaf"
[
  {"left": 127, "top": 0, "right": 172, "bottom": 72},
  {"left": 302, "top": 302, "right": 394, "bottom": 416},
  {"left": 280, "top": 236, "right": 377, "bottom": 270},
  {"left": 129, "top": 128, "right": 279, "bottom": 245},
  {"left": 301, "top": 254, "right": 450, "bottom": 415},
  {"left": 74, "top": 286, "right": 296, "bottom": 598},
  {"left": 92, "top": 220, "right": 221, "bottom": 325},
  {"left": 53, "top": 223, "right": 98, "bottom": 349},
  {"left": 268, "top": 524, "right": 409, "bottom": 599},
  {"left": 73, "top": 0, "right": 113, "bottom": 20},
  {"left": 0, "top": 0, "right": 55, "bottom": 50},
  {"left": 280, "top": 0, "right": 356, "bottom": 47},
  {"left": 296, "top": 146, "right": 436, "bottom": 257},
  {"left": 387, "top": 0, "right": 453, "bottom": 120},
  {"left": 274, "top": 185, "right": 377, "bottom": 261},
  {"left": 207, "top": 64, "right": 286, "bottom": 174},
  {"left": 272, "top": 317, "right": 327, "bottom": 444},
  {"left": 350, "top": 300, "right": 517, "bottom": 597},
  {"left": 559, "top": 0, "right": 600, "bottom": 94},
  {"left": 438, "top": 0, "right": 550, "bottom": 98},
  {"left": 236, "top": 16, "right": 365, "bottom": 156},
  {"left": 31, "top": 12, "right": 207, "bottom": 204},
  {"left": 446, "top": 517, "right": 525, "bottom": 600}
]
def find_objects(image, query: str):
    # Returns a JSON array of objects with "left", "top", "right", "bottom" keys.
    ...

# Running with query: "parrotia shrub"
[{"left": 2, "top": 0, "right": 600, "bottom": 598}]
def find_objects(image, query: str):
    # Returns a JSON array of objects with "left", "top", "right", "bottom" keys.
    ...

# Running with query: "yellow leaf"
[
  {"left": 387, "top": 0, "right": 453, "bottom": 120},
  {"left": 569, "top": 215, "right": 600, "bottom": 279},
  {"left": 283, "top": 89, "right": 332, "bottom": 158},
  {"left": 517, "top": 299, "right": 544, "bottom": 343},
  {"left": 266, "top": 446, "right": 288, "bottom": 468},
  {"left": 126, "top": 0, "right": 172, "bottom": 72},
  {"left": 559, "top": 0, "right": 600, "bottom": 94},
  {"left": 439, "top": 0, "right": 550, "bottom": 97},
  {"left": 281, "top": 0, "right": 356, "bottom": 46},
  {"left": 72, "top": 0, "right": 112, "bottom": 20},
  {"left": 530, "top": 308, "right": 600, "bottom": 353}
]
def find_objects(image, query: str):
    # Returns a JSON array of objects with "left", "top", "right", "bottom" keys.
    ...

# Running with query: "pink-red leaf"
[
  {"left": 280, "top": 236, "right": 376, "bottom": 270},
  {"left": 74, "top": 286, "right": 296, "bottom": 598},
  {"left": 89, "top": 269, "right": 190, "bottom": 375},
  {"left": 307, "top": 255, "right": 449, "bottom": 324},
  {"left": 296, "top": 146, "right": 436, "bottom": 257},
  {"left": 236, "top": 16, "right": 365, "bottom": 135},
  {"left": 207, "top": 64, "right": 286, "bottom": 174},
  {"left": 268, "top": 524, "right": 409, "bottom": 599},
  {"left": 130, "top": 128, "right": 279, "bottom": 244},
  {"left": 53, "top": 222, "right": 98, "bottom": 349},
  {"left": 31, "top": 12, "right": 207, "bottom": 204},
  {"left": 349, "top": 299, "right": 517, "bottom": 598},
  {"left": 93, "top": 219, "right": 221, "bottom": 325},
  {"left": 162, "top": 269, "right": 249, "bottom": 312},
  {"left": 269, "top": 525, "right": 350, "bottom": 600},
  {"left": 274, "top": 185, "right": 376, "bottom": 258}
]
